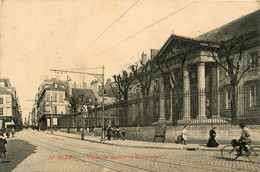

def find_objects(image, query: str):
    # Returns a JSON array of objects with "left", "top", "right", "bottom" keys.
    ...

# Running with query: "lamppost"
[{"left": 50, "top": 66, "right": 106, "bottom": 141}]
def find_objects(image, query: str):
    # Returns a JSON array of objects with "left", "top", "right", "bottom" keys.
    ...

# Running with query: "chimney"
[
  {"left": 150, "top": 49, "right": 159, "bottom": 61},
  {"left": 106, "top": 78, "right": 111, "bottom": 85},
  {"left": 83, "top": 82, "right": 87, "bottom": 89},
  {"left": 141, "top": 52, "right": 147, "bottom": 64},
  {"left": 90, "top": 80, "right": 99, "bottom": 98},
  {"left": 67, "top": 76, "right": 72, "bottom": 96},
  {"left": 74, "top": 81, "right": 77, "bottom": 88}
]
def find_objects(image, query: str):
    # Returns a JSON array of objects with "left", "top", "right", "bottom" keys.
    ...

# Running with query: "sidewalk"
[{"left": 48, "top": 131, "right": 260, "bottom": 151}]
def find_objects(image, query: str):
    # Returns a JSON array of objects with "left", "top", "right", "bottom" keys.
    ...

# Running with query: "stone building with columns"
[{"left": 125, "top": 9, "right": 260, "bottom": 126}]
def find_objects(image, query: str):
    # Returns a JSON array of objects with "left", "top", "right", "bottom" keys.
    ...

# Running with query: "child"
[{"left": 0, "top": 132, "right": 7, "bottom": 158}]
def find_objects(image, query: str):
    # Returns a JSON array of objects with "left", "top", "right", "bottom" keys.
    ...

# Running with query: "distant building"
[
  {"left": 36, "top": 78, "right": 70, "bottom": 129},
  {"left": 0, "top": 78, "right": 22, "bottom": 130}
]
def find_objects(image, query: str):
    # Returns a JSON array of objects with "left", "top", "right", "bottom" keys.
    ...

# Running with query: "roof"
[
  {"left": 156, "top": 34, "right": 200, "bottom": 57},
  {"left": 72, "top": 88, "right": 96, "bottom": 100},
  {"left": 98, "top": 85, "right": 118, "bottom": 98},
  {"left": 44, "top": 85, "right": 66, "bottom": 92},
  {"left": 196, "top": 9, "right": 260, "bottom": 42},
  {"left": 0, "top": 86, "right": 12, "bottom": 95},
  {"left": 154, "top": 10, "right": 260, "bottom": 60}
]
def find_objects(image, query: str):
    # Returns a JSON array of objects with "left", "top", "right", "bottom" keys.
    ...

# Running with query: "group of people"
[
  {"left": 5, "top": 127, "right": 16, "bottom": 138},
  {"left": 106, "top": 127, "right": 126, "bottom": 141},
  {"left": 178, "top": 123, "right": 250, "bottom": 154}
]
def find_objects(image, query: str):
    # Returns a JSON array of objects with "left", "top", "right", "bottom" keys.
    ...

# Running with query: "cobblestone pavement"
[{"left": 0, "top": 130, "right": 259, "bottom": 172}]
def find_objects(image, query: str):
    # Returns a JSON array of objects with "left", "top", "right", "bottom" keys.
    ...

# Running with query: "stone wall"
[{"left": 94, "top": 125, "right": 260, "bottom": 144}]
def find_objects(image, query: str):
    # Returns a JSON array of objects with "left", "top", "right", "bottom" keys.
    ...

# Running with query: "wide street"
[{"left": 0, "top": 129, "right": 259, "bottom": 172}]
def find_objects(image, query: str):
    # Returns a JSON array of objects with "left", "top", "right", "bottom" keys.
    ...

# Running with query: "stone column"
[
  {"left": 169, "top": 89, "right": 173, "bottom": 121},
  {"left": 159, "top": 79, "right": 165, "bottom": 120},
  {"left": 216, "top": 65, "right": 220, "bottom": 116},
  {"left": 197, "top": 62, "right": 206, "bottom": 118},
  {"left": 183, "top": 68, "right": 190, "bottom": 118}
]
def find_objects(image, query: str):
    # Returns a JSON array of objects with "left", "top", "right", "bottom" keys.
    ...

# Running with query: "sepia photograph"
[{"left": 0, "top": 0, "right": 259, "bottom": 171}]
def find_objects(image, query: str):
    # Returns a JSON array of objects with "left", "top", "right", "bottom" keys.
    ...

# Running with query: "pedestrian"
[
  {"left": 107, "top": 127, "right": 112, "bottom": 141},
  {"left": 6, "top": 128, "right": 10, "bottom": 138},
  {"left": 181, "top": 126, "right": 187, "bottom": 145},
  {"left": 0, "top": 132, "right": 7, "bottom": 158},
  {"left": 121, "top": 129, "right": 126, "bottom": 140},
  {"left": 112, "top": 128, "right": 116, "bottom": 140},
  {"left": 116, "top": 127, "right": 120, "bottom": 140},
  {"left": 206, "top": 126, "right": 219, "bottom": 147},
  {"left": 11, "top": 127, "right": 16, "bottom": 138},
  {"left": 81, "top": 127, "right": 86, "bottom": 140}
]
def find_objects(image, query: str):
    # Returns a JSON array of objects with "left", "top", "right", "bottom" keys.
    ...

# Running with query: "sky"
[{"left": 0, "top": 0, "right": 259, "bottom": 121}]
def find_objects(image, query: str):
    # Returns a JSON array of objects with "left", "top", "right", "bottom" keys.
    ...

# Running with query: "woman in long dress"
[
  {"left": 207, "top": 126, "right": 219, "bottom": 147},
  {"left": 181, "top": 126, "right": 187, "bottom": 145},
  {"left": 0, "top": 132, "right": 7, "bottom": 158}
]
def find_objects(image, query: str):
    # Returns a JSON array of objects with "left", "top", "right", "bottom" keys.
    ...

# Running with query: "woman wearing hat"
[
  {"left": 207, "top": 126, "right": 219, "bottom": 147},
  {"left": 0, "top": 132, "right": 7, "bottom": 158}
]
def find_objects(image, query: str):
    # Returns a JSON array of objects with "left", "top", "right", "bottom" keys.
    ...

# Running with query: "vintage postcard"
[{"left": 0, "top": 0, "right": 259, "bottom": 171}]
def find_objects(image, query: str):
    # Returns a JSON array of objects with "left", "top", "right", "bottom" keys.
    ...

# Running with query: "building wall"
[
  {"left": 44, "top": 90, "right": 69, "bottom": 115},
  {"left": 94, "top": 125, "right": 260, "bottom": 144},
  {"left": 0, "top": 94, "right": 12, "bottom": 116}
]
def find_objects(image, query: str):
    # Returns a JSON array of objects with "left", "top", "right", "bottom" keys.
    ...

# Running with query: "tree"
[
  {"left": 111, "top": 70, "right": 132, "bottom": 101},
  {"left": 130, "top": 57, "right": 155, "bottom": 125},
  {"left": 111, "top": 70, "right": 132, "bottom": 125},
  {"left": 69, "top": 95, "right": 92, "bottom": 127},
  {"left": 206, "top": 36, "right": 259, "bottom": 123}
]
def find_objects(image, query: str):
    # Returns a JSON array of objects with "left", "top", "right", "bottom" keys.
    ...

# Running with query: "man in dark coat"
[
  {"left": 107, "top": 127, "right": 112, "bottom": 141},
  {"left": 207, "top": 126, "right": 219, "bottom": 147},
  {"left": 121, "top": 129, "right": 126, "bottom": 140}
]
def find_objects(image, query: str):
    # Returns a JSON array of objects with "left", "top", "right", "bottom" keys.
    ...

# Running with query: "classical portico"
[{"left": 154, "top": 34, "right": 221, "bottom": 123}]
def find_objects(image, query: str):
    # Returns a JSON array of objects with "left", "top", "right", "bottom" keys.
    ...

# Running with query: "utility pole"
[
  {"left": 50, "top": 66, "right": 106, "bottom": 141},
  {"left": 101, "top": 66, "right": 105, "bottom": 141},
  {"left": 50, "top": 96, "right": 53, "bottom": 134}
]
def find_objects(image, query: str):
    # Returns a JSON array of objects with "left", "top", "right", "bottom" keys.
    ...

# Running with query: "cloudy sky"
[{"left": 0, "top": 0, "right": 259, "bottom": 120}]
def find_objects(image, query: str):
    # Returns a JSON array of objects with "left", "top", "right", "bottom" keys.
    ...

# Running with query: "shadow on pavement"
[{"left": 0, "top": 139, "right": 37, "bottom": 172}]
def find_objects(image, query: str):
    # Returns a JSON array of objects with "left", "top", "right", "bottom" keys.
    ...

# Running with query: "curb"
[{"left": 49, "top": 132, "right": 225, "bottom": 151}]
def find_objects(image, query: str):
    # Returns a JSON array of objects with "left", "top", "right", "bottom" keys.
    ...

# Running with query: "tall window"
[
  {"left": 59, "top": 94, "right": 63, "bottom": 103},
  {"left": 46, "top": 93, "right": 50, "bottom": 102},
  {"left": 225, "top": 88, "right": 231, "bottom": 110},
  {"left": 249, "top": 85, "right": 257, "bottom": 108},
  {"left": 0, "top": 108, "right": 3, "bottom": 115},
  {"left": 53, "top": 93, "right": 57, "bottom": 102},
  {"left": 51, "top": 105, "right": 57, "bottom": 114},
  {"left": 248, "top": 52, "right": 259, "bottom": 68},
  {"left": 6, "top": 97, "right": 11, "bottom": 104},
  {"left": 6, "top": 107, "right": 11, "bottom": 115},
  {"left": 0, "top": 98, "right": 3, "bottom": 104},
  {"left": 245, "top": 80, "right": 259, "bottom": 109}
]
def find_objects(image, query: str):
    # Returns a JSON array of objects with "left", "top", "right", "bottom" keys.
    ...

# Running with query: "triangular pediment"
[{"left": 156, "top": 35, "right": 200, "bottom": 59}]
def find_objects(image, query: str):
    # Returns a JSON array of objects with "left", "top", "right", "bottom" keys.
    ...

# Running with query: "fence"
[{"left": 63, "top": 87, "right": 259, "bottom": 128}]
